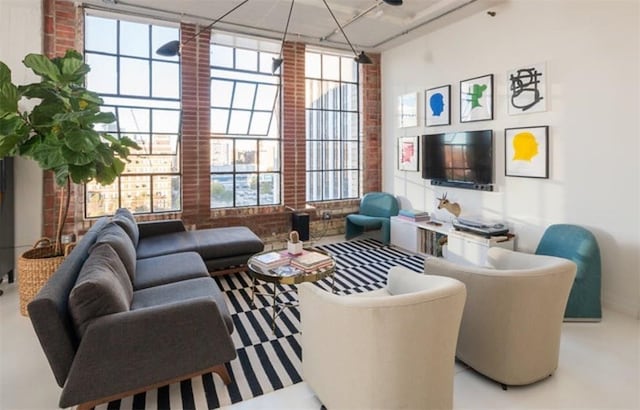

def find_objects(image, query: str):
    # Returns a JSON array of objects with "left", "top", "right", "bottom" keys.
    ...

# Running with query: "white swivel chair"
[
  {"left": 425, "top": 247, "right": 576, "bottom": 389},
  {"left": 299, "top": 267, "right": 466, "bottom": 410}
]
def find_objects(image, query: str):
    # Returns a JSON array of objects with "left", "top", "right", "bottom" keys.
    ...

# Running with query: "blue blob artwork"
[{"left": 429, "top": 93, "right": 445, "bottom": 116}]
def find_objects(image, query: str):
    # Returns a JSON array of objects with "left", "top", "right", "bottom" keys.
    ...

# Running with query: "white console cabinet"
[{"left": 390, "top": 216, "right": 514, "bottom": 267}]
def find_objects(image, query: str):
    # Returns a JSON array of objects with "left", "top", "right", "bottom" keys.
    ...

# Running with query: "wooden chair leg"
[{"left": 213, "top": 363, "right": 232, "bottom": 385}]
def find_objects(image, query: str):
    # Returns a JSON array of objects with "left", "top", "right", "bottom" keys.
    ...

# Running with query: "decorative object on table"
[
  {"left": 460, "top": 74, "right": 493, "bottom": 122},
  {"left": 0, "top": 50, "right": 138, "bottom": 315},
  {"left": 507, "top": 62, "right": 546, "bottom": 115},
  {"left": 425, "top": 85, "right": 451, "bottom": 126},
  {"left": 398, "top": 136, "right": 419, "bottom": 171},
  {"left": 436, "top": 193, "right": 461, "bottom": 217},
  {"left": 505, "top": 126, "right": 549, "bottom": 178},
  {"left": 287, "top": 230, "right": 303, "bottom": 255},
  {"left": 398, "top": 92, "right": 418, "bottom": 127}
]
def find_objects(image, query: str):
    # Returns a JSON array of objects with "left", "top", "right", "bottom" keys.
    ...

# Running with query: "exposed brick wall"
[
  {"left": 180, "top": 23, "right": 211, "bottom": 226},
  {"left": 43, "top": 1, "right": 381, "bottom": 245},
  {"left": 281, "top": 42, "right": 307, "bottom": 210},
  {"left": 42, "top": 0, "right": 83, "bottom": 240},
  {"left": 361, "top": 53, "right": 382, "bottom": 193}
]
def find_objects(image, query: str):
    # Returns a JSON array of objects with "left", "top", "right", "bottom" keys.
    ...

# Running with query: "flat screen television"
[{"left": 421, "top": 130, "right": 493, "bottom": 188}]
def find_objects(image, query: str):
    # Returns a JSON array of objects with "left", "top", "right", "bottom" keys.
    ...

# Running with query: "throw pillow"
[
  {"left": 69, "top": 243, "right": 132, "bottom": 336},
  {"left": 114, "top": 208, "right": 140, "bottom": 247},
  {"left": 92, "top": 222, "right": 137, "bottom": 281}
]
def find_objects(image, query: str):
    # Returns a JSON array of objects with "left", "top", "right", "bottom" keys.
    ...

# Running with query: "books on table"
[
  {"left": 397, "top": 209, "right": 429, "bottom": 222},
  {"left": 291, "top": 251, "right": 333, "bottom": 272},
  {"left": 252, "top": 249, "right": 333, "bottom": 275},
  {"left": 252, "top": 251, "right": 290, "bottom": 270}
]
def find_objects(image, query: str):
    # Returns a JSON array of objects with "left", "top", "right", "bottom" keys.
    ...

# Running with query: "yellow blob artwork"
[{"left": 512, "top": 132, "right": 539, "bottom": 161}]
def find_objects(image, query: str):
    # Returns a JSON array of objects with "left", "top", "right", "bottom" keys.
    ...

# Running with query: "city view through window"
[
  {"left": 83, "top": 15, "right": 361, "bottom": 216},
  {"left": 210, "top": 37, "right": 281, "bottom": 208},
  {"left": 84, "top": 14, "right": 181, "bottom": 217}
]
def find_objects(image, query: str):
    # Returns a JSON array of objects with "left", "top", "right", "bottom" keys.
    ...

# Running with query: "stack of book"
[
  {"left": 251, "top": 251, "right": 290, "bottom": 272},
  {"left": 291, "top": 250, "right": 333, "bottom": 272},
  {"left": 397, "top": 209, "right": 429, "bottom": 222}
]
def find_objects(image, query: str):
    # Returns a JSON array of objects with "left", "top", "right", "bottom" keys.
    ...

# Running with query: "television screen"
[{"left": 422, "top": 130, "right": 493, "bottom": 185}]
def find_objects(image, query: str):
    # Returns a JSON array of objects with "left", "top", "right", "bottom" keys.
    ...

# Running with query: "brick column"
[
  {"left": 42, "top": 0, "right": 83, "bottom": 238},
  {"left": 281, "top": 42, "right": 306, "bottom": 210},
  {"left": 180, "top": 23, "right": 211, "bottom": 226},
  {"left": 361, "top": 53, "right": 382, "bottom": 193}
]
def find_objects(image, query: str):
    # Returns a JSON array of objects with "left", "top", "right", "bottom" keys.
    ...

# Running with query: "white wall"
[
  {"left": 382, "top": 0, "right": 640, "bottom": 317},
  {"left": 0, "top": 0, "right": 44, "bottom": 260}
]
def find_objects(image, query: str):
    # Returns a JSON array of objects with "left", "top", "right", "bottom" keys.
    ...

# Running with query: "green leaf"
[
  {"left": 92, "top": 112, "right": 116, "bottom": 124},
  {"left": 0, "top": 132, "right": 27, "bottom": 157},
  {"left": 30, "top": 137, "right": 66, "bottom": 170},
  {"left": 69, "top": 163, "right": 96, "bottom": 184},
  {"left": 19, "top": 83, "right": 54, "bottom": 99},
  {"left": 64, "top": 49, "right": 83, "bottom": 61},
  {"left": 0, "top": 83, "right": 19, "bottom": 115},
  {"left": 61, "top": 58, "right": 89, "bottom": 83},
  {"left": 53, "top": 165, "right": 70, "bottom": 186},
  {"left": 64, "top": 128, "right": 100, "bottom": 153},
  {"left": 0, "top": 62, "right": 11, "bottom": 84},
  {"left": 62, "top": 144, "right": 94, "bottom": 166},
  {"left": 23, "top": 54, "right": 62, "bottom": 82}
]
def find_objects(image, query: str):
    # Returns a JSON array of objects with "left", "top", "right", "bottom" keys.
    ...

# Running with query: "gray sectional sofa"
[{"left": 27, "top": 209, "right": 264, "bottom": 409}]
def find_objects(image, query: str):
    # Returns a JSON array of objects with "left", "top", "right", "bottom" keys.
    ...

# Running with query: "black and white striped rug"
[{"left": 97, "top": 239, "right": 424, "bottom": 410}]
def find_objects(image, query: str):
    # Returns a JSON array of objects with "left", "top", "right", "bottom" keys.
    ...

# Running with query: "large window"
[
  {"left": 84, "top": 14, "right": 181, "bottom": 217},
  {"left": 210, "top": 36, "right": 281, "bottom": 208},
  {"left": 305, "top": 50, "right": 361, "bottom": 202}
]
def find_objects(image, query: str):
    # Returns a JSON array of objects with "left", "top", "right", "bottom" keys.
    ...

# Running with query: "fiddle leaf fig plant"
[{"left": 0, "top": 49, "right": 139, "bottom": 255}]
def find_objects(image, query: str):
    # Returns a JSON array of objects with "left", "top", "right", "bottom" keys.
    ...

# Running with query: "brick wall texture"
[{"left": 42, "top": 0, "right": 382, "bottom": 244}]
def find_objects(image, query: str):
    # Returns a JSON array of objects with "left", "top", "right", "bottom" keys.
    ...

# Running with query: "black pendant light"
[
  {"left": 321, "top": 0, "right": 373, "bottom": 65},
  {"left": 383, "top": 0, "right": 403, "bottom": 5},
  {"left": 272, "top": 0, "right": 295, "bottom": 74},
  {"left": 156, "top": 0, "right": 249, "bottom": 57}
]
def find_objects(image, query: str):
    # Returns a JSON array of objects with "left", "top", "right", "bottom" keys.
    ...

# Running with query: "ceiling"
[{"left": 82, "top": 0, "right": 500, "bottom": 53}]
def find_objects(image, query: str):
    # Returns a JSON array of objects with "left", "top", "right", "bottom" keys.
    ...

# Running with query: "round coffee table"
[{"left": 247, "top": 248, "right": 336, "bottom": 332}]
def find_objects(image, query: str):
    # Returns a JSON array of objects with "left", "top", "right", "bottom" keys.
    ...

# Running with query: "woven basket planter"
[{"left": 17, "top": 239, "right": 73, "bottom": 316}]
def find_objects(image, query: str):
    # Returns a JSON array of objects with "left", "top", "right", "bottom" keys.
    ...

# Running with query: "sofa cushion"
[
  {"left": 134, "top": 252, "right": 209, "bottom": 290},
  {"left": 69, "top": 243, "right": 132, "bottom": 336},
  {"left": 131, "top": 277, "right": 233, "bottom": 333},
  {"left": 113, "top": 208, "right": 140, "bottom": 247},
  {"left": 135, "top": 231, "right": 199, "bottom": 259},
  {"left": 93, "top": 222, "right": 137, "bottom": 281},
  {"left": 192, "top": 227, "right": 264, "bottom": 260}
]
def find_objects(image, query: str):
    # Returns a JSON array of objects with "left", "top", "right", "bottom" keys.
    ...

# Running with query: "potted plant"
[{"left": 0, "top": 49, "right": 138, "bottom": 314}]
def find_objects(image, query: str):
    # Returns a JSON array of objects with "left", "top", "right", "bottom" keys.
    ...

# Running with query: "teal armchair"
[
  {"left": 345, "top": 192, "right": 399, "bottom": 244},
  {"left": 535, "top": 224, "right": 602, "bottom": 321}
]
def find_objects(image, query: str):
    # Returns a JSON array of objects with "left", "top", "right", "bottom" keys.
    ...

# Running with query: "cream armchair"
[
  {"left": 299, "top": 267, "right": 466, "bottom": 410},
  {"left": 425, "top": 247, "right": 577, "bottom": 389}
]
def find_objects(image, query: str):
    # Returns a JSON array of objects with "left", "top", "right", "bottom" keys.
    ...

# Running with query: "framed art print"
[
  {"left": 398, "top": 136, "right": 419, "bottom": 171},
  {"left": 507, "top": 62, "right": 547, "bottom": 115},
  {"left": 398, "top": 92, "right": 418, "bottom": 128},
  {"left": 425, "top": 85, "right": 451, "bottom": 126},
  {"left": 505, "top": 126, "right": 549, "bottom": 178},
  {"left": 460, "top": 74, "right": 493, "bottom": 122}
]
